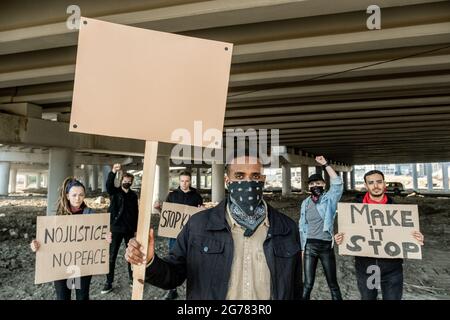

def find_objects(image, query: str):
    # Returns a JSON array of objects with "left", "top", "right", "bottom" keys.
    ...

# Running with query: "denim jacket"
[{"left": 299, "top": 176, "right": 343, "bottom": 251}]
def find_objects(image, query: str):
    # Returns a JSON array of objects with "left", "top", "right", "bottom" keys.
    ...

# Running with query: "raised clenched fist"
[
  {"left": 112, "top": 163, "right": 121, "bottom": 174},
  {"left": 315, "top": 156, "right": 327, "bottom": 166}
]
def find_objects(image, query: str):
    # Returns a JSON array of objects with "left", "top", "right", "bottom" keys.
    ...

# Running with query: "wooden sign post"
[
  {"left": 132, "top": 140, "right": 158, "bottom": 299},
  {"left": 70, "top": 17, "right": 232, "bottom": 299}
]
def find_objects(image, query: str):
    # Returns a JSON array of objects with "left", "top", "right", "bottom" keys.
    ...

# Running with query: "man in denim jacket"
[{"left": 299, "top": 156, "right": 343, "bottom": 300}]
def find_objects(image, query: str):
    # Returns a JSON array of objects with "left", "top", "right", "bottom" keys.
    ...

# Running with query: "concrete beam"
[
  {"left": 0, "top": 102, "right": 42, "bottom": 118},
  {"left": 0, "top": 112, "right": 145, "bottom": 155},
  {"left": 10, "top": 163, "right": 48, "bottom": 171},
  {"left": 3, "top": 0, "right": 440, "bottom": 55},
  {"left": 230, "top": 112, "right": 450, "bottom": 131},
  {"left": 233, "top": 22, "right": 450, "bottom": 63},
  {"left": 226, "top": 96, "right": 450, "bottom": 118},
  {"left": 227, "top": 73, "right": 450, "bottom": 102},
  {"left": 229, "top": 54, "right": 450, "bottom": 87},
  {"left": 282, "top": 153, "right": 350, "bottom": 172},
  {"left": 0, "top": 150, "right": 136, "bottom": 165},
  {"left": 5, "top": 52, "right": 450, "bottom": 90}
]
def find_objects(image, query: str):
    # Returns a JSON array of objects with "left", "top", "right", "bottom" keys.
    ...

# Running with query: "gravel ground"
[{"left": 0, "top": 192, "right": 449, "bottom": 300}]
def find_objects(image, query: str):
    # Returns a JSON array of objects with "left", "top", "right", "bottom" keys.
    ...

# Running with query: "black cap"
[{"left": 308, "top": 173, "right": 325, "bottom": 184}]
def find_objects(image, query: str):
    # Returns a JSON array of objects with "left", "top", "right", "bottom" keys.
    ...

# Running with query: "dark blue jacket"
[{"left": 146, "top": 199, "right": 303, "bottom": 300}]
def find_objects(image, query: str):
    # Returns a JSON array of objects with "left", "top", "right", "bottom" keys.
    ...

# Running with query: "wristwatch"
[{"left": 322, "top": 162, "right": 329, "bottom": 169}]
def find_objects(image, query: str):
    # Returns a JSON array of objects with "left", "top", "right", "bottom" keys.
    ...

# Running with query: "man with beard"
[
  {"left": 101, "top": 163, "right": 139, "bottom": 294},
  {"left": 299, "top": 156, "right": 343, "bottom": 300},
  {"left": 334, "top": 170, "right": 424, "bottom": 300},
  {"left": 125, "top": 154, "right": 303, "bottom": 299}
]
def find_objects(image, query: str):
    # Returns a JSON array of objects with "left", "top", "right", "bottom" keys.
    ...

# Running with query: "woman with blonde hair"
[{"left": 30, "top": 177, "right": 111, "bottom": 300}]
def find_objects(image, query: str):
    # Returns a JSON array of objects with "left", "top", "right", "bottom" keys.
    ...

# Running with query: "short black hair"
[
  {"left": 225, "top": 147, "right": 261, "bottom": 175},
  {"left": 308, "top": 173, "right": 325, "bottom": 184},
  {"left": 179, "top": 171, "right": 192, "bottom": 178},
  {"left": 121, "top": 172, "right": 134, "bottom": 183},
  {"left": 364, "top": 170, "right": 385, "bottom": 183}
]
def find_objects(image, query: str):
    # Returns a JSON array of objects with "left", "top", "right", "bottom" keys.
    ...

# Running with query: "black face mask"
[
  {"left": 122, "top": 183, "right": 132, "bottom": 190},
  {"left": 309, "top": 186, "right": 324, "bottom": 197}
]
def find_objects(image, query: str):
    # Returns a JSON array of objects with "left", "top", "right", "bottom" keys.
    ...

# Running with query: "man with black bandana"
[
  {"left": 124, "top": 154, "right": 303, "bottom": 300},
  {"left": 101, "top": 163, "right": 139, "bottom": 294},
  {"left": 299, "top": 156, "right": 343, "bottom": 300}
]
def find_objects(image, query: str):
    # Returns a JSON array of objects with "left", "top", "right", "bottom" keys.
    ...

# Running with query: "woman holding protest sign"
[{"left": 30, "top": 177, "right": 112, "bottom": 300}]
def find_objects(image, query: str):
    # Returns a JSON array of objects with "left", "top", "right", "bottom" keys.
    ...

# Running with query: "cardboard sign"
[
  {"left": 158, "top": 202, "right": 203, "bottom": 239},
  {"left": 70, "top": 17, "right": 232, "bottom": 147},
  {"left": 337, "top": 203, "right": 422, "bottom": 260},
  {"left": 34, "top": 213, "right": 110, "bottom": 284}
]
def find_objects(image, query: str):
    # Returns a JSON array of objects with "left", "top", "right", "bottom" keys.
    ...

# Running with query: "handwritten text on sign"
[
  {"left": 158, "top": 202, "right": 203, "bottom": 239},
  {"left": 337, "top": 203, "right": 422, "bottom": 259},
  {"left": 35, "top": 213, "right": 110, "bottom": 284}
]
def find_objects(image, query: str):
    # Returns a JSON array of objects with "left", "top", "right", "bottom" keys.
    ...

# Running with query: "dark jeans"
[
  {"left": 106, "top": 231, "right": 134, "bottom": 285},
  {"left": 303, "top": 239, "right": 342, "bottom": 300},
  {"left": 167, "top": 238, "right": 178, "bottom": 292},
  {"left": 355, "top": 257, "right": 403, "bottom": 300},
  {"left": 54, "top": 276, "right": 92, "bottom": 300}
]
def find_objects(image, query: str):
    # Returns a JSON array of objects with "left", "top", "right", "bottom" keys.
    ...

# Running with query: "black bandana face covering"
[
  {"left": 227, "top": 180, "right": 266, "bottom": 237},
  {"left": 122, "top": 183, "right": 132, "bottom": 190},
  {"left": 309, "top": 186, "right": 324, "bottom": 203},
  {"left": 228, "top": 180, "right": 264, "bottom": 215},
  {"left": 310, "top": 186, "right": 324, "bottom": 197}
]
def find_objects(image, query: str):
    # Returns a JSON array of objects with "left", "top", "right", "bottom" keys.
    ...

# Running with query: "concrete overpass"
[{"left": 1, "top": 0, "right": 449, "bottom": 209}]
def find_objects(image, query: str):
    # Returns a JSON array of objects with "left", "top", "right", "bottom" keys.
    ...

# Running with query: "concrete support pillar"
[
  {"left": 211, "top": 162, "right": 225, "bottom": 203},
  {"left": 315, "top": 166, "right": 322, "bottom": 175},
  {"left": 9, "top": 167, "right": 17, "bottom": 193},
  {"left": 36, "top": 172, "right": 42, "bottom": 188},
  {"left": 97, "top": 165, "right": 102, "bottom": 190},
  {"left": 89, "top": 165, "right": 98, "bottom": 191},
  {"left": 82, "top": 166, "right": 89, "bottom": 188},
  {"left": 102, "top": 165, "right": 111, "bottom": 192},
  {"left": 350, "top": 167, "right": 356, "bottom": 190},
  {"left": 196, "top": 168, "right": 201, "bottom": 189},
  {"left": 206, "top": 172, "right": 211, "bottom": 189},
  {"left": 301, "top": 165, "right": 309, "bottom": 193},
  {"left": 25, "top": 174, "right": 30, "bottom": 188},
  {"left": 442, "top": 163, "right": 449, "bottom": 191},
  {"left": 0, "top": 162, "right": 11, "bottom": 195},
  {"left": 47, "top": 148, "right": 74, "bottom": 215},
  {"left": 42, "top": 173, "right": 47, "bottom": 188},
  {"left": 154, "top": 156, "right": 170, "bottom": 203},
  {"left": 395, "top": 164, "right": 401, "bottom": 175},
  {"left": 343, "top": 172, "right": 349, "bottom": 191},
  {"left": 426, "top": 163, "right": 433, "bottom": 191},
  {"left": 411, "top": 163, "right": 418, "bottom": 190},
  {"left": 282, "top": 163, "right": 292, "bottom": 196}
]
